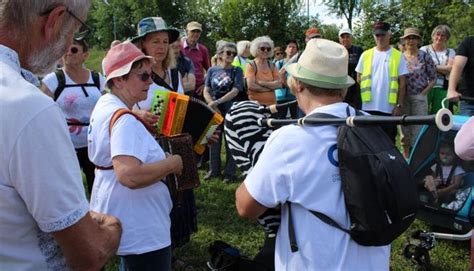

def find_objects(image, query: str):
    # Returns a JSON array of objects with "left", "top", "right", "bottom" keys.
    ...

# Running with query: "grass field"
[{"left": 86, "top": 48, "right": 471, "bottom": 270}]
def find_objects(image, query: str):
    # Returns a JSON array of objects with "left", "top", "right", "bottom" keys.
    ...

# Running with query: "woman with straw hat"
[
  {"left": 400, "top": 27, "right": 437, "bottom": 158},
  {"left": 88, "top": 42, "right": 183, "bottom": 270}
]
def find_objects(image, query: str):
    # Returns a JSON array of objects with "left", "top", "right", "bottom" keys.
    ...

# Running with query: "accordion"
[
  {"left": 151, "top": 90, "right": 223, "bottom": 155},
  {"left": 159, "top": 134, "right": 200, "bottom": 194}
]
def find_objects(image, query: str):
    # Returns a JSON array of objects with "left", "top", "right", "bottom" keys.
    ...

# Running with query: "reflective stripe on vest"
[{"left": 360, "top": 47, "right": 402, "bottom": 105}]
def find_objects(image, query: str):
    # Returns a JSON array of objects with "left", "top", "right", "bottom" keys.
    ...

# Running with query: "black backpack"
[
  {"left": 53, "top": 69, "right": 101, "bottom": 101},
  {"left": 288, "top": 108, "right": 418, "bottom": 251},
  {"left": 207, "top": 240, "right": 270, "bottom": 271}
]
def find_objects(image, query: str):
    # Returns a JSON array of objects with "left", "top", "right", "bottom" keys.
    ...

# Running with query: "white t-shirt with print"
[
  {"left": 42, "top": 70, "right": 106, "bottom": 148},
  {"left": 88, "top": 93, "right": 172, "bottom": 255},
  {"left": 245, "top": 102, "right": 390, "bottom": 271},
  {"left": 0, "top": 45, "right": 89, "bottom": 270},
  {"left": 420, "top": 46, "right": 455, "bottom": 88},
  {"left": 134, "top": 69, "right": 184, "bottom": 111},
  {"left": 355, "top": 47, "right": 409, "bottom": 114}
]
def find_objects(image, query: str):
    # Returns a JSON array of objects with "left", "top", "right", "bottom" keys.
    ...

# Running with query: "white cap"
[{"left": 338, "top": 28, "right": 352, "bottom": 37}]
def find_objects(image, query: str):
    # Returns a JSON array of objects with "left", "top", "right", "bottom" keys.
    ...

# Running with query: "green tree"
[{"left": 322, "top": 0, "right": 361, "bottom": 30}]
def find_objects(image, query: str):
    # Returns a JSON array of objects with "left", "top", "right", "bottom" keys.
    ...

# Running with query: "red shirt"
[{"left": 180, "top": 39, "right": 210, "bottom": 92}]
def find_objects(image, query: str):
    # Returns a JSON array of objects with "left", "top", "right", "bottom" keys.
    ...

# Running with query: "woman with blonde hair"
[
  {"left": 246, "top": 36, "right": 282, "bottom": 106},
  {"left": 131, "top": 17, "right": 183, "bottom": 124}
]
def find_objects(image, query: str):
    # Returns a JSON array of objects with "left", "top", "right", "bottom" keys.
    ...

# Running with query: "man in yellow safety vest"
[{"left": 355, "top": 22, "right": 409, "bottom": 143}]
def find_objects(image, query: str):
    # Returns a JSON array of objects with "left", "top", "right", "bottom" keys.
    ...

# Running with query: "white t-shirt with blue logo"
[{"left": 245, "top": 102, "right": 390, "bottom": 270}]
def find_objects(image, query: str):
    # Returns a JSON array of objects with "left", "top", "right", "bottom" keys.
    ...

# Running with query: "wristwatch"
[{"left": 396, "top": 104, "right": 402, "bottom": 108}]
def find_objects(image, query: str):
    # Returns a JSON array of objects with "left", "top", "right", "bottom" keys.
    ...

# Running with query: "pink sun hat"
[{"left": 102, "top": 42, "right": 153, "bottom": 84}]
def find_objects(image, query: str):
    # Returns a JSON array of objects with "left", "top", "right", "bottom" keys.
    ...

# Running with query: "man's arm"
[
  {"left": 447, "top": 55, "right": 468, "bottom": 101},
  {"left": 52, "top": 213, "right": 121, "bottom": 270},
  {"left": 235, "top": 182, "right": 268, "bottom": 219},
  {"left": 392, "top": 75, "right": 406, "bottom": 116}
]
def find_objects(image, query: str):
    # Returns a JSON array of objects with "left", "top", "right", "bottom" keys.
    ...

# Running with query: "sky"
[{"left": 304, "top": 0, "right": 348, "bottom": 28}]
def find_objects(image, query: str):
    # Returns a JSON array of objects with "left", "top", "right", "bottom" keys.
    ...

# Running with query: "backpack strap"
[
  {"left": 91, "top": 70, "right": 101, "bottom": 90},
  {"left": 250, "top": 60, "right": 257, "bottom": 75},
  {"left": 53, "top": 69, "right": 66, "bottom": 101},
  {"left": 54, "top": 70, "right": 102, "bottom": 101},
  {"left": 170, "top": 68, "right": 179, "bottom": 91}
]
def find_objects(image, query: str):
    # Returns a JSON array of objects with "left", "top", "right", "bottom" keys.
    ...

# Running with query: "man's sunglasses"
[
  {"left": 70, "top": 46, "right": 80, "bottom": 54},
  {"left": 225, "top": 50, "right": 237, "bottom": 57},
  {"left": 259, "top": 47, "right": 271, "bottom": 52},
  {"left": 131, "top": 72, "right": 152, "bottom": 82}
]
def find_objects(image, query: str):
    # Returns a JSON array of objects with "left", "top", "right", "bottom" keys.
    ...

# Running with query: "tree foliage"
[
  {"left": 322, "top": 0, "right": 361, "bottom": 30},
  {"left": 351, "top": 0, "right": 473, "bottom": 50}
]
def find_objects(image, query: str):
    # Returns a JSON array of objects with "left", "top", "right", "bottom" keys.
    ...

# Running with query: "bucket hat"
[
  {"left": 131, "top": 17, "right": 180, "bottom": 43},
  {"left": 286, "top": 39, "right": 355, "bottom": 89},
  {"left": 102, "top": 42, "right": 153, "bottom": 84},
  {"left": 401, "top": 27, "right": 422, "bottom": 39}
]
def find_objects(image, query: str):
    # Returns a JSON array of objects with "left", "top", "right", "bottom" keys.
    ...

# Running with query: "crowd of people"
[{"left": 0, "top": 0, "right": 473, "bottom": 270}]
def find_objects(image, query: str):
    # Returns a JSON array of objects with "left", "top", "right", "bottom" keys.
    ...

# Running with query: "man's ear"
[{"left": 43, "top": 6, "right": 68, "bottom": 41}]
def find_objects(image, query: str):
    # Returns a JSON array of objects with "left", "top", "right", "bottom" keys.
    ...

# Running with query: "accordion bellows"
[{"left": 151, "top": 90, "right": 223, "bottom": 154}]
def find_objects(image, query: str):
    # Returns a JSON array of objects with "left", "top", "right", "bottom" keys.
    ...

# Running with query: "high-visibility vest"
[
  {"left": 360, "top": 47, "right": 402, "bottom": 105},
  {"left": 232, "top": 56, "right": 247, "bottom": 74}
]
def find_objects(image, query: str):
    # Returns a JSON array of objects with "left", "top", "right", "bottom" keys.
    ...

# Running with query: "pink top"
[{"left": 455, "top": 117, "right": 474, "bottom": 160}]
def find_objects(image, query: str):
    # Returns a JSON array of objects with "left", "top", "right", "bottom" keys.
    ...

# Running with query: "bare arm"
[
  {"left": 52, "top": 212, "right": 121, "bottom": 270},
  {"left": 356, "top": 73, "right": 362, "bottom": 85},
  {"left": 181, "top": 73, "right": 196, "bottom": 92},
  {"left": 39, "top": 82, "right": 54, "bottom": 98},
  {"left": 279, "top": 67, "right": 288, "bottom": 87},
  {"left": 421, "top": 80, "right": 437, "bottom": 96},
  {"left": 246, "top": 75, "right": 272, "bottom": 93},
  {"left": 436, "top": 56, "right": 454, "bottom": 75},
  {"left": 392, "top": 75, "right": 406, "bottom": 116},
  {"left": 112, "top": 154, "right": 183, "bottom": 189},
  {"left": 437, "top": 175, "right": 463, "bottom": 197},
  {"left": 203, "top": 86, "right": 214, "bottom": 104},
  {"left": 447, "top": 55, "right": 468, "bottom": 101},
  {"left": 235, "top": 182, "right": 268, "bottom": 219},
  {"left": 132, "top": 109, "right": 159, "bottom": 126},
  {"left": 257, "top": 79, "right": 282, "bottom": 90}
]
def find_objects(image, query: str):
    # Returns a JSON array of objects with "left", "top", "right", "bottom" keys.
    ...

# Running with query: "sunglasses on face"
[
  {"left": 131, "top": 71, "right": 152, "bottom": 82},
  {"left": 404, "top": 36, "right": 419, "bottom": 40},
  {"left": 375, "top": 34, "right": 387, "bottom": 37},
  {"left": 259, "top": 47, "right": 271, "bottom": 52},
  {"left": 275, "top": 52, "right": 283, "bottom": 56},
  {"left": 224, "top": 50, "right": 237, "bottom": 57},
  {"left": 70, "top": 46, "right": 80, "bottom": 54}
]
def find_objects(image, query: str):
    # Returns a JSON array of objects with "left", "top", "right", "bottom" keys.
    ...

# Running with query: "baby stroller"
[{"left": 404, "top": 110, "right": 473, "bottom": 269}]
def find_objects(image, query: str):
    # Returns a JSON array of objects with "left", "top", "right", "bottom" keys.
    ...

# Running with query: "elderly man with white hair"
[
  {"left": 236, "top": 39, "right": 390, "bottom": 270},
  {"left": 0, "top": 1, "right": 121, "bottom": 270}
]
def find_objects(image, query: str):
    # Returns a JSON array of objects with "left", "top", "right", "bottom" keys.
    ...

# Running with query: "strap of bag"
[
  {"left": 287, "top": 106, "right": 357, "bottom": 253},
  {"left": 151, "top": 71, "right": 177, "bottom": 92},
  {"left": 109, "top": 108, "right": 156, "bottom": 136},
  {"left": 54, "top": 70, "right": 102, "bottom": 101},
  {"left": 170, "top": 68, "right": 179, "bottom": 91}
]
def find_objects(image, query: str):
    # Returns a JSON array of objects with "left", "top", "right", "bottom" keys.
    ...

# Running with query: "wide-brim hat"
[
  {"left": 401, "top": 27, "right": 422, "bottom": 39},
  {"left": 286, "top": 39, "right": 355, "bottom": 89},
  {"left": 131, "top": 17, "right": 180, "bottom": 43},
  {"left": 102, "top": 42, "right": 153, "bottom": 84}
]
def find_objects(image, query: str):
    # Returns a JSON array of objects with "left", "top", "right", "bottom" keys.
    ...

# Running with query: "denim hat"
[{"left": 131, "top": 17, "right": 180, "bottom": 43}]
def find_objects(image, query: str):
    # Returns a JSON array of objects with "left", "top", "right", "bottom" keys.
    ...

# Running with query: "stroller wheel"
[{"left": 404, "top": 244, "right": 431, "bottom": 269}]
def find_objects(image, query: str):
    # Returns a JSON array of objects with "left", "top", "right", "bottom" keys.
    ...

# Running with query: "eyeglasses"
[
  {"left": 375, "top": 33, "right": 387, "bottom": 37},
  {"left": 70, "top": 46, "right": 79, "bottom": 54},
  {"left": 224, "top": 50, "right": 237, "bottom": 57},
  {"left": 66, "top": 9, "right": 91, "bottom": 41},
  {"left": 131, "top": 71, "right": 152, "bottom": 82},
  {"left": 275, "top": 52, "right": 283, "bottom": 56},
  {"left": 259, "top": 47, "right": 271, "bottom": 52},
  {"left": 40, "top": 7, "right": 91, "bottom": 41}
]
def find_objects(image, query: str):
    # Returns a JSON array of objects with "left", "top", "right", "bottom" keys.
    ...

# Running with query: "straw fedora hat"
[{"left": 286, "top": 39, "right": 354, "bottom": 89}]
